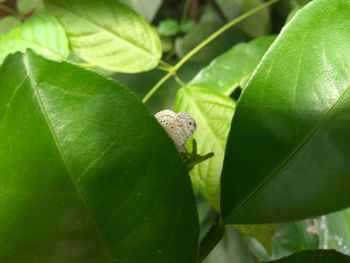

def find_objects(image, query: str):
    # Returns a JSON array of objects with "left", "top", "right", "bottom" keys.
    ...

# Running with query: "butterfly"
[{"left": 155, "top": 109, "right": 196, "bottom": 153}]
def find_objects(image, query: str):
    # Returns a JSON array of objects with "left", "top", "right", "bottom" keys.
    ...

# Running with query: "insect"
[
  {"left": 155, "top": 109, "right": 213, "bottom": 171},
  {"left": 155, "top": 109, "right": 196, "bottom": 153}
]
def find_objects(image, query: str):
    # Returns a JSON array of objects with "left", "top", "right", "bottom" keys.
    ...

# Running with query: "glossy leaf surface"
[
  {"left": 0, "top": 14, "right": 68, "bottom": 64},
  {"left": 222, "top": 0, "right": 350, "bottom": 223},
  {"left": 265, "top": 250, "right": 350, "bottom": 263},
  {"left": 45, "top": 0, "right": 162, "bottom": 73},
  {"left": 0, "top": 51, "right": 198, "bottom": 262}
]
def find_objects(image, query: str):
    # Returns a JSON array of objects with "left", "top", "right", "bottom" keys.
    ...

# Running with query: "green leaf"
[
  {"left": 0, "top": 51, "right": 199, "bottom": 262},
  {"left": 45, "top": 0, "right": 162, "bottom": 73},
  {"left": 17, "top": 0, "right": 44, "bottom": 14},
  {"left": 215, "top": 0, "right": 271, "bottom": 37},
  {"left": 222, "top": 0, "right": 350, "bottom": 224},
  {"left": 264, "top": 250, "right": 350, "bottom": 263},
  {"left": 175, "top": 85, "right": 235, "bottom": 210},
  {"left": 0, "top": 14, "right": 69, "bottom": 64},
  {"left": 0, "top": 16, "right": 21, "bottom": 35},
  {"left": 190, "top": 36, "right": 276, "bottom": 96},
  {"left": 158, "top": 19, "right": 180, "bottom": 37},
  {"left": 120, "top": 0, "right": 163, "bottom": 22},
  {"left": 317, "top": 208, "right": 350, "bottom": 254},
  {"left": 235, "top": 224, "right": 275, "bottom": 255}
]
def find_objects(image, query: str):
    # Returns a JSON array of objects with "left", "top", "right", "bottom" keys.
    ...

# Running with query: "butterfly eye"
[{"left": 189, "top": 122, "right": 192, "bottom": 125}]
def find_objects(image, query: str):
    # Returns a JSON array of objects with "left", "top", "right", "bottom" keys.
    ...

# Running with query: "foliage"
[{"left": 0, "top": 0, "right": 350, "bottom": 262}]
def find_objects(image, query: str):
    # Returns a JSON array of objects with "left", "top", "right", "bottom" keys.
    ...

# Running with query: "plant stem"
[
  {"left": 0, "top": 4, "right": 25, "bottom": 20},
  {"left": 198, "top": 222, "right": 226, "bottom": 262},
  {"left": 142, "top": 0, "right": 280, "bottom": 104}
]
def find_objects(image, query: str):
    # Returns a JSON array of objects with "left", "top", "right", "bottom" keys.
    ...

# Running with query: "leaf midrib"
[
  {"left": 225, "top": 84, "right": 350, "bottom": 223},
  {"left": 49, "top": 2, "right": 159, "bottom": 61},
  {"left": 22, "top": 53, "right": 115, "bottom": 263}
]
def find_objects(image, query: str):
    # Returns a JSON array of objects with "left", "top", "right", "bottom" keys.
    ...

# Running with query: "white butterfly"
[{"left": 155, "top": 109, "right": 196, "bottom": 153}]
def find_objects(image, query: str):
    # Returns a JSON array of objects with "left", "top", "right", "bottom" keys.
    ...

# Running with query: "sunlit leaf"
[
  {"left": 0, "top": 14, "right": 68, "bottom": 64},
  {"left": 45, "top": 0, "right": 162, "bottom": 73}
]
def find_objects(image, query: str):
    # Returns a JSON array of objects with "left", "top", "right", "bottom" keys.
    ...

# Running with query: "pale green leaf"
[
  {"left": 0, "top": 14, "right": 69, "bottom": 64},
  {"left": 120, "top": 0, "right": 163, "bottom": 22},
  {"left": 191, "top": 36, "right": 276, "bottom": 96},
  {"left": 0, "top": 16, "right": 21, "bottom": 35},
  {"left": 175, "top": 85, "right": 235, "bottom": 210},
  {"left": 45, "top": 0, "right": 162, "bottom": 73}
]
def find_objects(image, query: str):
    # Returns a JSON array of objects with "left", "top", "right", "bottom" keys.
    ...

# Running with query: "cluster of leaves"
[{"left": 1, "top": 0, "right": 350, "bottom": 262}]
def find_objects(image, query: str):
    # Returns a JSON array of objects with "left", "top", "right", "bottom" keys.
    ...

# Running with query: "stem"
[
  {"left": 142, "top": 73, "right": 173, "bottom": 103},
  {"left": 198, "top": 222, "right": 226, "bottom": 262},
  {"left": 0, "top": 4, "right": 25, "bottom": 20},
  {"left": 142, "top": 0, "right": 280, "bottom": 104},
  {"left": 180, "top": 0, "right": 191, "bottom": 24},
  {"left": 174, "top": 0, "right": 279, "bottom": 71}
]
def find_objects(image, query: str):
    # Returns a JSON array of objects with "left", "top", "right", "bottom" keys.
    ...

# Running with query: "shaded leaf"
[
  {"left": 0, "top": 51, "right": 198, "bottom": 262},
  {"left": 0, "top": 14, "right": 68, "bottom": 64},
  {"left": 235, "top": 224, "right": 275, "bottom": 255},
  {"left": 17, "top": 0, "right": 44, "bottom": 14},
  {"left": 45, "top": 0, "right": 162, "bottom": 73},
  {"left": 215, "top": 0, "right": 271, "bottom": 37},
  {"left": 264, "top": 250, "right": 350, "bottom": 263},
  {"left": 0, "top": 16, "right": 21, "bottom": 35},
  {"left": 191, "top": 36, "right": 276, "bottom": 96},
  {"left": 222, "top": 0, "right": 350, "bottom": 223},
  {"left": 120, "top": 0, "right": 163, "bottom": 22}
]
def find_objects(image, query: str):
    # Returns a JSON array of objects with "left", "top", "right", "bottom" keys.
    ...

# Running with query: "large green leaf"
[
  {"left": 264, "top": 250, "right": 350, "bottom": 263},
  {"left": 0, "top": 14, "right": 68, "bottom": 64},
  {"left": 0, "top": 51, "right": 198, "bottom": 262},
  {"left": 45, "top": 0, "right": 162, "bottom": 73},
  {"left": 190, "top": 36, "right": 275, "bottom": 96},
  {"left": 120, "top": 0, "right": 163, "bottom": 22},
  {"left": 222, "top": 0, "right": 350, "bottom": 224},
  {"left": 175, "top": 85, "right": 235, "bottom": 210}
]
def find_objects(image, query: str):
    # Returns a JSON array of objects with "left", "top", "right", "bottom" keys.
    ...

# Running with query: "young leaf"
[
  {"left": 190, "top": 36, "right": 276, "bottom": 96},
  {"left": 222, "top": 0, "right": 350, "bottom": 224},
  {"left": 45, "top": 0, "right": 162, "bottom": 73},
  {"left": 0, "top": 14, "right": 68, "bottom": 64},
  {"left": 264, "top": 250, "right": 350, "bottom": 263},
  {"left": 0, "top": 51, "right": 198, "bottom": 262},
  {"left": 175, "top": 85, "right": 235, "bottom": 210}
]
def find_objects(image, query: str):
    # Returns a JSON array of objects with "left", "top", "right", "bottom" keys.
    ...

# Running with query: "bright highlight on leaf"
[
  {"left": 45, "top": 0, "right": 162, "bottom": 73},
  {"left": 0, "top": 14, "right": 69, "bottom": 64},
  {"left": 0, "top": 51, "right": 199, "bottom": 262},
  {"left": 222, "top": 0, "right": 350, "bottom": 224}
]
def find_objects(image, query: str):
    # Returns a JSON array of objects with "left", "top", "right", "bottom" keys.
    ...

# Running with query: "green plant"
[{"left": 1, "top": 0, "right": 350, "bottom": 262}]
